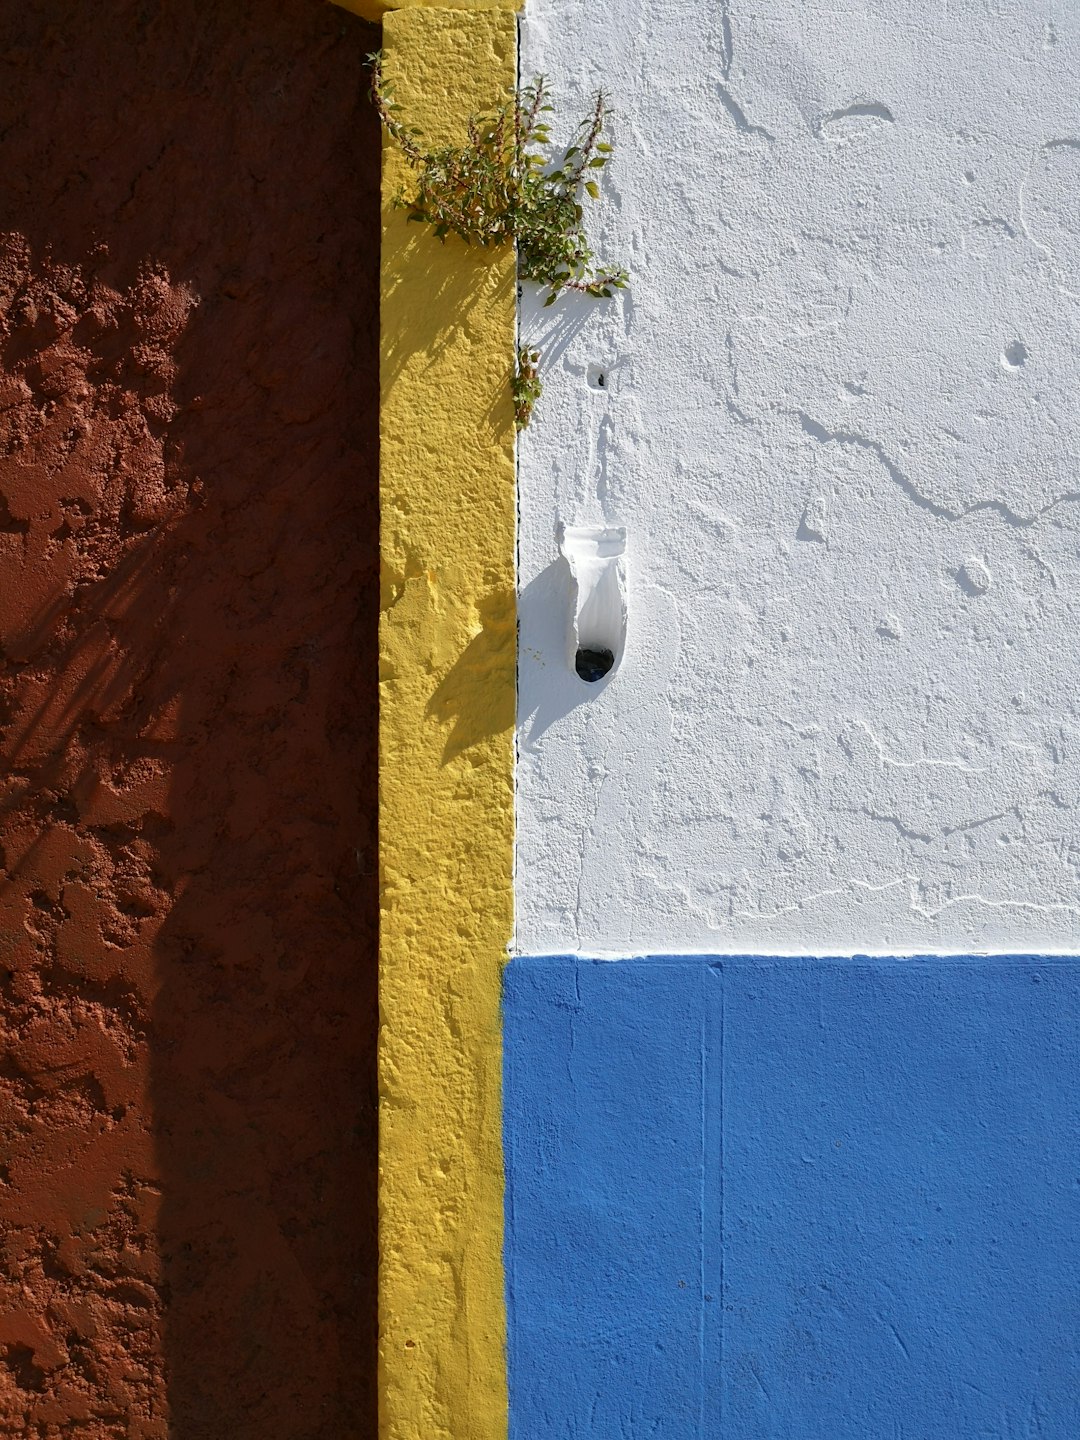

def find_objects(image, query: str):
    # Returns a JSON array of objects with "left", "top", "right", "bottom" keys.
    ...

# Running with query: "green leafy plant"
[
  {"left": 370, "top": 55, "right": 628, "bottom": 425},
  {"left": 513, "top": 345, "right": 543, "bottom": 432}
]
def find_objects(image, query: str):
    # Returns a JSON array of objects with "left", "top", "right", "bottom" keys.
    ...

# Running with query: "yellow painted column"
[{"left": 368, "top": 4, "right": 518, "bottom": 1437}]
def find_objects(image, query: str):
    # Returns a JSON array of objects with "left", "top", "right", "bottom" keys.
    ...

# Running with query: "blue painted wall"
[{"left": 504, "top": 956, "right": 1080, "bottom": 1437}]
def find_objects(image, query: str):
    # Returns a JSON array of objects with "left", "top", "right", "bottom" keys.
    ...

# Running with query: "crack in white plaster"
[
  {"left": 734, "top": 875, "right": 1080, "bottom": 925},
  {"left": 731, "top": 876, "right": 913, "bottom": 923},
  {"left": 717, "top": 85, "right": 775, "bottom": 142},
  {"left": 840, "top": 719, "right": 988, "bottom": 774},
  {"left": 1018, "top": 136, "right": 1080, "bottom": 297},
  {"left": 909, "top": 889, "right": 1080, "bottom": 921},
  {"left": 1023, "top": 544, "right": 1060, "bottom": 588},
  {"left": 797, "top": 413, "right": 1080, "bottom": 528},
  {"left": 859, "top": 804, "right": 1022, "bottom": 844},
  {"left": 814, "top": 101, "right": 896, "bottom": 137},
  {"left": 716, "top": 0, "right": 733, "bottom": 80},
  {"left": 861, "top": 810, "right": 936, "bottom": 844}
]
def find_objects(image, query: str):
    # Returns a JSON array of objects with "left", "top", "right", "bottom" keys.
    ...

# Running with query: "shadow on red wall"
[{"left": 0, "top": 3, "right": 379, "bottom": 1434}]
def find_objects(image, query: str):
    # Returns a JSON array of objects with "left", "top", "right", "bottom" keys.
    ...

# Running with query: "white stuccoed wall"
[{"left": 515, "top": 0, "right": 1080, "bottom": 956}]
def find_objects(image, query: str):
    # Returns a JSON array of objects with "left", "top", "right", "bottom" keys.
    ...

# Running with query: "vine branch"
[{"left": 370, "top": 55, "right": 628, "bottom": 428}]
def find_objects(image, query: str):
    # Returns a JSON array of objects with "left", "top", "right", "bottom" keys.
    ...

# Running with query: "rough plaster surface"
[
  {"left": 517, "top": 0, "right": 1080, "bottom": 955},
  {"left": 0, "top": 3, "right": 378, "bottom": 1434},
  {"left": 378, "top": 10, "right": 517, "bottom": 1437}
]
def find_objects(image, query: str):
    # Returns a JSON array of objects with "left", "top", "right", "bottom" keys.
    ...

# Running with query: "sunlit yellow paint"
[{"left": 375, "top": 6, "right": 516, "bottom": 1438}]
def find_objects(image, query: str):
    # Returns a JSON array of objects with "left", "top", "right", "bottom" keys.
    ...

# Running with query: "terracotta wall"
[{"left": 0, "top": 2, "right": 379, "bottom": 1434}]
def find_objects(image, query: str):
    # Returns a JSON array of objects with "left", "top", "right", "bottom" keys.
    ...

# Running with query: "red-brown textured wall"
[{"left": 0, "top": 3, "right": 379, "bottom": 1434}]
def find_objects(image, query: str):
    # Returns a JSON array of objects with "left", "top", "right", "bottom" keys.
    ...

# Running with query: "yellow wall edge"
[
  {"left": 377, "top": 7, "right": 516, "bottom": 1439},
  {"left": 333, "top": 0, "right": 521, "bottom": 26}
]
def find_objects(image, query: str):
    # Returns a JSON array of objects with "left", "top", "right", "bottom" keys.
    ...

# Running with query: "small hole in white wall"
[
  {"left": 1001, "top": 340, "right": 1028, "bottom": 370},
  {"left": 575, "top": 647, "right": 615, "bottom": 682},
  {"left": 587, "top": 364, "right": 607, "bottom": 390}
]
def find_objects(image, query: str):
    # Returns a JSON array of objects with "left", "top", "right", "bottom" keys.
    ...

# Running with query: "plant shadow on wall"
[
  {"left": 372, "top": 56, "right": 628, "bottom": 429},
  {"left": 426, "top": 589, "right": 517, "bottom": 763},
  {"left": 0, "top": 3, "right": 378, "bottom": 1436},
  {"left": 380, "top": 229, "right": 494, "bottom": 401}
]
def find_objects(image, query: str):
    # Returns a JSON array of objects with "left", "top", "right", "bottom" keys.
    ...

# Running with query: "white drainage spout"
[{"left": 559, "top": 524, "right": 627, "bottom": 683}]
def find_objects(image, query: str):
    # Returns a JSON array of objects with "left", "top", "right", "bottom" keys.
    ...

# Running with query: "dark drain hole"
[{"left": 575, "top": 647, "right": 615, "bottom": 683}]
